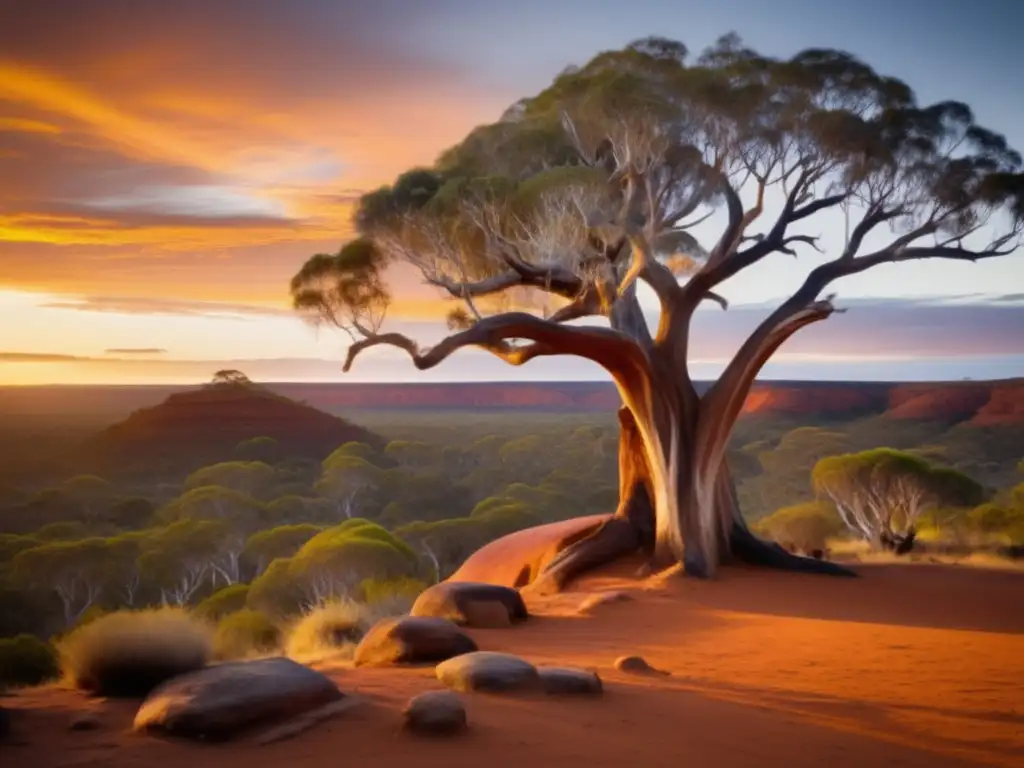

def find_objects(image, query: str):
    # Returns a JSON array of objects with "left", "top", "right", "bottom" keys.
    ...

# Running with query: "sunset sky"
[{"left": 1, "top": 0, "right": 1022, "bottom": 385}]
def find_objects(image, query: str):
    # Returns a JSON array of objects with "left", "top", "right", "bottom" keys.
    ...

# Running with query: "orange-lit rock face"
[
  {"left": 885, "top": 384, "right": 993, "bottom": 422},
  {"left": 740, "top": 385, "right": 884, "bottom": 417},
  {"left": 448, "top": 515, "right": 611, "bottom": 588},
  {"left": 971, "top": 381, "right": 1024, "bottom": 425}
]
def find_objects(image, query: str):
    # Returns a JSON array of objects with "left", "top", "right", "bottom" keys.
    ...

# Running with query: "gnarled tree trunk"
[{"left": 532, "top": 290, "right": 854, "bottom": 592}]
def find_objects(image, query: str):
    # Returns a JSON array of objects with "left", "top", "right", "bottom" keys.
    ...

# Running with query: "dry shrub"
[
  {"left": 212, "top": 608, "right": 280, "bottom": 660},
  {"left": 284, "top": 598, "right": 371, "bottom": 662},
  {"left": 59, "top": 608, "right": 211, "bottom": 697}
]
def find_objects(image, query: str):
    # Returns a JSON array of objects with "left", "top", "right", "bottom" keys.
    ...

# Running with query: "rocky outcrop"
[
  {"left": 885, "top": 383, "right": 993, "bottom": 422},
  {"left": 133, "top": 657, "right": 343, "bottom": 740},
  {"left": 410, "top": 582, "right": 528, "bottom": 628},
  {"left": 353, "top": 617, "right": 477, "bottom": 667},
  {"left": 972, "top": 380, "right": 1024, "bottom": 425}
]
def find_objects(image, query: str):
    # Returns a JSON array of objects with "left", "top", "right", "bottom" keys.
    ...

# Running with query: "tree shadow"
[{"left": 685, "top": 562, "right": 1024, "bottom": 634}]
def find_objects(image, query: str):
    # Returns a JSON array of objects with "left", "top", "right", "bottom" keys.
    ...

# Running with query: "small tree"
[
  {"left": 211, "top": 369, "right": 251, "bottom": 386},
  {"left": 812, "top": 449, "right": 983, "bottom": 552},
  {"left": 12, "top": 538, "right": 111, "bottom": 627},
  {"left": 183, "top": 461, "right": 277, "bottom": 498},
  {"left": 243, "top": 523, "right": 323, "bottom": 576},
  {"left": 315, "top": 456, "right": 381, "bottom": 519},
  {"left": 753, "top": 501, "right": 845, "bottom": 555}
]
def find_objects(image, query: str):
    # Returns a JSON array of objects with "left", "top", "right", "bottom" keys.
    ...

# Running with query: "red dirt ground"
[{"left": 3, "top": 563, "right": 1022, "bottom": 768}]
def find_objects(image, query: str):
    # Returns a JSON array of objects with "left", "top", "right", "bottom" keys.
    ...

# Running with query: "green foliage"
[
  {"left": 194, "top": 583, "right": 251, "bottom": 622},
  {"left": 58, "top": 608, "right": 211, "bottom": 697},
  {"left": 246, "top": 558, "right": 303, "bottom": 618},
  {"left": 107, "top": 496, "right": 156, "bottom": 529},
  {"left": 0, "top": 633, "right": 59, "bottom": 687},
  {"left": 357, "top": 576, "right": 428, "bottom": 606},
  {"left": 33, "top": 520, "right": 89, "bottom": 541},
  {"left": 323, "top": 441, "right": 382, "bottom": 469},
  {"left": 0, "top": 533, "right": 40, "bottom": 561},
  {"left": 753, "top": 501, "right": 845, "bottom": 553},
  {"left": 183, "top": 461, "right": 277, "bottom": 497},
  {"left": 264, "top": 495, "right": 330, "bottom": 524},
  {"left": 212, "top": 608, "right": 280, "bottom": 660},
  {"left": 160, "top": 485, "right": 264, "bottom": 529},
  {"left": 243, "top": 524, "right": 322, "bottom": 573}
]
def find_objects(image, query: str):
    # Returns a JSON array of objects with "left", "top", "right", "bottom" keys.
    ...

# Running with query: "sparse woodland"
[{"left": 0, "top": 373, "right": 1021, "bottom": 687}]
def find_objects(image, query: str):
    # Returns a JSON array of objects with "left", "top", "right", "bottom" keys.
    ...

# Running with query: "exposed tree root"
[
  {"left": 528, "top": 517, "right": 641, "bottom": 595},
  {"left": 726, "top": 521, "right": 856, "bottom": 577}
]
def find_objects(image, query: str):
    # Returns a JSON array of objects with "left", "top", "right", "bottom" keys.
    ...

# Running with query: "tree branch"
[
  {"left": 343, "top": 311, "right": 651, "bottom": 383},
  {"left": 699, "top": 295, "right": 837, "bottom": 474}
]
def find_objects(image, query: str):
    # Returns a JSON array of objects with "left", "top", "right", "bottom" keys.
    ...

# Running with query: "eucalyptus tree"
[
  {"left": 812, "top": 449, "right": 984, "bottom": 552},
  {"left": 292, "top": 35, "right": 1022, "bottom": 586}
]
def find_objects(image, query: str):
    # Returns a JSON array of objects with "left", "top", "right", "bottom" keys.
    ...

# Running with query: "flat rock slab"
[
  {"left": 436, "top": 651, "right": 541, "bottom": 694},
  {"left": 354, "top": 616, "right": 477, "bottom": 667},
  {"left": 537, "top": 666, "right": 603, "bottom": 696},
  {"left": 412, "top": 582, "right": 528, "bottom": 628},
  {"left": 402, "top": 690, "right": 467, "bottom": 736},
  {"left": 133, "top": 657, "right": 343, "bottom": 740}
]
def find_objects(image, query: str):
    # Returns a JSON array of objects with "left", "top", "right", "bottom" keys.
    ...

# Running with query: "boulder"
[
  {"left": 613, "top": 655, "right": 670, "bottom": 676},
  {"left": 133, "top": 657, "right": 343, "bottom": 740},
  {"left": 402, "top": 690, "right": 467, "bottom": 736},
  {"left": 537, "top": 666, "right": 603, "bottom": 696},
  {"left": 353, "top": 617, "right": 477, "bottom": 667},
  {"left": 411, "top": 582, "right": 528, "bottom": 628},
  {"left": 436, "top": 651, "right": 541, "bottom": 694}
]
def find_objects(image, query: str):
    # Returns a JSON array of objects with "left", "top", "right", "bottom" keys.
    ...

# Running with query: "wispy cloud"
[
  {"left": 40, "top": 295, "right": 292, "bottom": 319},
  {"left": 104, "top": 348, "right": 168, "bottom": 355},
  {"left": 0, "top": 352, "right": 92, "bottom": 363}
]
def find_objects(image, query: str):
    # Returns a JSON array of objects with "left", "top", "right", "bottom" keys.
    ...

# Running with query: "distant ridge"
[{"left": 2, "top": 378, "right": 1021, "bottom": 425}]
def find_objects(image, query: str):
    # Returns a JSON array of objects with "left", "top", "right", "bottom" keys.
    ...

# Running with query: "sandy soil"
[{"left": 3, "top": 563, "right": 1022, "bottom": 768}]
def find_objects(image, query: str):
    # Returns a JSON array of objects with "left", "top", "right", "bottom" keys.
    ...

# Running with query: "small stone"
[
  {"left": 537, "top": 666, "right": 603, "bottom": 696},
  {"left": 613, "top": 655, "right": 670, "bottom": 676},
  {"left": 578, "top": 591, "right": 632, "bottom": 614},
  {"left": 402, "top": 690, "right": 467, "bottom": 736},
  {"left": 69, "top": 712, "right": 101, "bottom": 731},
  {"left": 435, "top": 651, "right": 541, "bottom": 693}
]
